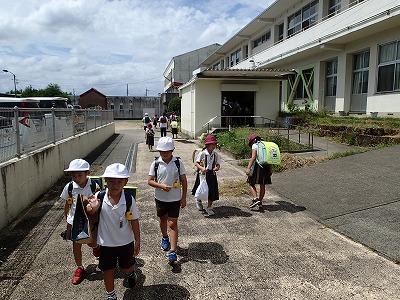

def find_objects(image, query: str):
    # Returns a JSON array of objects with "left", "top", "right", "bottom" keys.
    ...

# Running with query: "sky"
[{"left": 0, "top": 0, "right": 274, "bottom": 97}]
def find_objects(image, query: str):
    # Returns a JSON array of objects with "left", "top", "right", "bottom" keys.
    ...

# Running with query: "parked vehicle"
[{"left": 32, "top": 97, "right": 69, "bottom": 109}]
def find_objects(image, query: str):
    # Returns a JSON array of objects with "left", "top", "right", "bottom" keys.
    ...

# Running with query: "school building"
[{"left": 179, "top": 0, "right": 400, "bottom": 138}]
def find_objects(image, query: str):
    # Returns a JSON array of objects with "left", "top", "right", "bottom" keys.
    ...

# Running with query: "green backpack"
[{"left": 256, "top": 141, "right": 281, "bottom": 165}]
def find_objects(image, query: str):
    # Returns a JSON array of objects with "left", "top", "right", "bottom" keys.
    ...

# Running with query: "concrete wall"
[
  {"left": 106, "top": 96, "right": 161, "bottom": 119},
  {"left": 0, "top": 123, "right": 115, "bottom": 230}
]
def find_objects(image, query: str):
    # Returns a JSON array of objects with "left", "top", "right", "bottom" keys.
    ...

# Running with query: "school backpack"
[
  {"left": 144, "top": 116, "right": 151, "bottom": 123},
  {"left": 160, "top": 116, "right": 167, "bottom": 123},
  {"left": 154, "top": 156, "right": 181, "bottom": 182},
  {"left": 256, "top": 141, "right": 281, "bottom": 165},
  {"left": 67, "top": 179, "right": 98, "bottom": 211}
]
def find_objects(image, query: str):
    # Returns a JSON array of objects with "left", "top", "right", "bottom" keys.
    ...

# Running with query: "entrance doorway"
[{"left": 221, "top": 91, "right": 254, "bottom": 127}]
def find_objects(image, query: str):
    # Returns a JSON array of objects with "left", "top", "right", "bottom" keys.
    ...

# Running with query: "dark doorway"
[{"left": 221, "top": 91, "right": 254, "bottom": 127}]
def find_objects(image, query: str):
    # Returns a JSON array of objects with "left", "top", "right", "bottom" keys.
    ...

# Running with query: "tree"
[
  {"left": 168, "top": 96, "right": 181, "bottom": 113},
  {"left": 20, "top": 83, "right": 71, "bottom": 98}
]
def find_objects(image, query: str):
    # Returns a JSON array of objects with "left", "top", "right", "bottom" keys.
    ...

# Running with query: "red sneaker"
[
  {"left": 71, "top": 267, "right": 85, "bottom": 285},
  {"left": 92, "top": 245, "right": 101, "bottom": 258}
]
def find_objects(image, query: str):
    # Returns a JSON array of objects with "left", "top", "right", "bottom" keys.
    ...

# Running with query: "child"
[
  {"left": 60, "top": 158, "right": 100, "bottom": 285},
  {"left": 170, "top": 117, "right": 179, "bottom": 139},
  {"left": 145, "top": 123, "right": 155, "bottom": 151},
  {"left": 191, "top": 135, "right": 221, "bottom": 216},
  {"left": 245, "top": 134, "right": 272, "bottom": 208},
  {"left": 158, "top": 114, "right": 169, "bottom": 137},
  {"left": 148, "top": 137, "right": 187, "bottom": 264},
  {"left": 87, "top": 163, "right": 140, "bottom": 300}
]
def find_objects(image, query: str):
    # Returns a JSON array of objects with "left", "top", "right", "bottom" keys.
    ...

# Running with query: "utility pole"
[
  {"left": 127, "top": 84, "right": 129, "bottom": 96},
  {"left": 145, "top": 87, "right": 149, "bottom": 96}
]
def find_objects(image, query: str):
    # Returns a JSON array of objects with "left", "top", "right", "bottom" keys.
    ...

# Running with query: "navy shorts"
[
  {"left": 155, "top": 199, "right": 181, "bottom": 218},
  {"left": 98, "top": 241, "right": 135, "bottom": 271}
]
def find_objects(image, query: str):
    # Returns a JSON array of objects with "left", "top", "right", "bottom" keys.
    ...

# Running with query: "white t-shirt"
[
  {"left": 60, "top": 178, "right": 99, "bottom": 225},
  {"left": 158, "top": 116, "right": 169, "bottom": 128},
  {"left": 196, "top": 149, "right": 221, "bottom": 170},
  {"left": 142, "top": 115, "right": 151, "bottom": 126},
  {"left": 96, "top": 190, "right": 139, "bottom": 247},
  {"left": 149, "top": 156, "right": 186, "bottom": 202}
]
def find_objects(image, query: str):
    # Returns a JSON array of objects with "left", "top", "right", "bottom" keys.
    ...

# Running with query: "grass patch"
[{"left": 215, "top": 128, "right": 310, "bottom": 159}]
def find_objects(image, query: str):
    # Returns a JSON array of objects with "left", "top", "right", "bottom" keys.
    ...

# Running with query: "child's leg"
[
  {"left": 73, "top": 242, "right": 83, "bottom": 266},
  {"left": 259, "top": 184, "right": 266, "bottom": 201},
  {"left": 249, "top": 184, "right": 258, "bottom": 199},
  {"left": 159, "top": 214, "right": 168, "bottom": 237},
  {"left": 103, "top": 268, "right": 116, "bottom": 293},
  {"left": 207, "top": 199, "right": 213, "bottom": 208},
  {"left": 167, "top": 218, "right": 178, "bottom": 252}
]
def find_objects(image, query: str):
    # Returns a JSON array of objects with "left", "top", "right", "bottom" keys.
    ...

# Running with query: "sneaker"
[
  {"left": 249, "top": 198, "right": 261, "bottom": 208},
  {"left": 127, "top": 272, "right": 137, "bottom": 288},
  {"left": 92, "top": 245, "right": 101, "bottom": 258},
  {"left": 71, "top": 267, "right": 85, "bottom": 285},
  {"left": 161, "top": 236, "right": 170, "bottom": 251},
  {"left": 168, "top": 251, "right": 177, "bottom": 263},
  {"left": 196, "top": 200, "right": 203, "bottom": 210},
  {"left": 258, "top": 200, "right": 263, "bottom": 207},
  {"left": 205, "top": 207, "right": 215, "bottom": 216}
]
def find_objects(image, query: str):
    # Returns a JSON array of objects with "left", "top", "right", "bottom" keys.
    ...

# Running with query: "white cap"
[
  {"left": 156, "top": 136, "right": 175, "bottom": 151},
  {"left": 145, "top": 112, "right": 148, "bottom": 116},
  {"left": 101, "top": 163, "right": 129, "bottom": 178},
  {"left": 64, "top": 159, "right": 90, "bottom": 172}
]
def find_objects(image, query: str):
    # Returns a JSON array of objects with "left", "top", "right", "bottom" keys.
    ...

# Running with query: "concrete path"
[{"left": 1, "top": 120, "right": 400, "bottom": 300}]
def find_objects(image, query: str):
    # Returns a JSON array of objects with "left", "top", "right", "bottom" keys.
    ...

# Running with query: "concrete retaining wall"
[{"left": 0, "top": 123, "right": 115, "bottom": 230}]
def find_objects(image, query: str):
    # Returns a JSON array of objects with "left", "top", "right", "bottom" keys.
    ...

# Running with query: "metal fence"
[{"left": 0, "top": 108, "right": 114, "bottom": 163}]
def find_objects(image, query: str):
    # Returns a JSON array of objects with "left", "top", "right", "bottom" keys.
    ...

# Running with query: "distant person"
[
  {"left": 142, "top": 113, "right": 151, "bottom": 131},
  {"left": 148, "top": 137, "right": 187, "bottom": 264},
  {"left": 245, "top": 134, "right": 272, "bottom": 208},
  {"left": 145, "top": 123, "right": 155, "bottom": 151},
  {"left": 88, "top": 163, "right": 140, "bottom": 300},
  {"left": 158, "top": 114, "right": 169, "bottom": 137},
  {"left": 152, "top": 114, "right": 158, "bottom": 128},
  {"left": 192, "top": 135, "right": 221, "bottom": 216},
  {"left": 170, "top": 118, "right": 179, "bottom": 139},
  {"left": 60, "top": 159, "right": 101, "bottom": 285}
]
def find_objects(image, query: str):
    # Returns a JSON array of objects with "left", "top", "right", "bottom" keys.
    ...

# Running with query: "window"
[
  {"left": 352, "top": 51, "right": 370, "bottom": 94},
  {"left": 377, "top": 41, "right": 400, "bottom": 92},
  {"left": 230, "top": 48, "right": 242, "bottom": 66},
  {"left": 328, "top": 0, "right": 341, "bottom": 16},
  {"left": 253, "top": 31, "right": 271, "bottom": 48},
  {"left": 288, "top": 0, "right": 318, "bottom": 37},
  {"left": 326, "top": 59, "right": 338, "bottom": 96},
  {"left": 129, "top": 100, "right": 133, "bottom": 111},
  {"left": 278, "top": 23, "right": 284, "bottom": 42},
  {"left": 119, "top": 102, "right": 124, "bottom": 111},
  {"left": 110, "top": 101, "right": 114, "bottom": 110},
  {"left": 212, "top": 62, "right": 221, "bottom": 70}
]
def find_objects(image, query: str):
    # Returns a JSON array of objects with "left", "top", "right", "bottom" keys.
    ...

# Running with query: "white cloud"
[{"left": 0, "top": 0, "right": 274, "bottom": 96}]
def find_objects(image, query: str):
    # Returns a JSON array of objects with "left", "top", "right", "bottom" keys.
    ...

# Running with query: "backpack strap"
[
  {"left": 154, "top": 156, "right": 181, "bottom": 182},
  {"left": 96, "top": 190, "right": 133, "bottom": 216}
]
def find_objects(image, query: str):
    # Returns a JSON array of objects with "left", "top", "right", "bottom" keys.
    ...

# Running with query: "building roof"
[
  {"left": 80, "top": 87, "right": 106, "bottom": 97},
  {"left": 179, "top": 67, "right": 295, "bottom": 90}
]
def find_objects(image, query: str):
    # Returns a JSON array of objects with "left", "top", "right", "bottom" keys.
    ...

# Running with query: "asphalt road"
[{"left": 1, "top": 120, "right": 400, "bottom": 300}]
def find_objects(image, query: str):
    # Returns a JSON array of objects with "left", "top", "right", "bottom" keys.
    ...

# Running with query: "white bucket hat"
[
  {"left": 156, "top": 137, "right": 175, "bottom": 151},
  {"left": 64, "top": 159, "right": 90, "bottom": 172},
  {"left": 101, "top": 163, "right": 129, "bottom": 178}
]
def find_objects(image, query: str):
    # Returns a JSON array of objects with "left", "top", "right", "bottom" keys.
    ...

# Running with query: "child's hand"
[
  {"left": 180, "top": 197, "right": 187, "bottom": 208},
  {"left": 89, "top": 198, "right": 100, "bottom": 210},
  {"left": 161, "top": 184, "right": 172, "bottom": 192}
]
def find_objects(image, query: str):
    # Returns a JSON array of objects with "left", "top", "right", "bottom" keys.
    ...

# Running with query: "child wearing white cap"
[
  {"left": 148, "top": 137, "right": 187, "bottom": 264},
  {"left": 87, "top": 163, "right": 140, "bottom": 300},
  {"left": 60, "top": 158, "right": 101, "bottom": 285}
]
